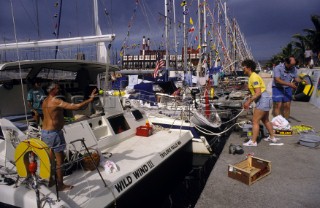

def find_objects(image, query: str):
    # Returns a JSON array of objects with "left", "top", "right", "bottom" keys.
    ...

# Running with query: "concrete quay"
[{"left": 195, "top": 101, "right": 320, "bottom": 208}]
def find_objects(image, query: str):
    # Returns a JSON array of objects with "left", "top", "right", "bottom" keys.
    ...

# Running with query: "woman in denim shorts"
[{"left": 242, "top": 59, "right": 279, "bottom": 147}]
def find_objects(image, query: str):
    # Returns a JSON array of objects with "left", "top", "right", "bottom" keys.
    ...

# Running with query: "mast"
[
  {"left": 224, "top": 1, "right": 228, "bottom": 53},
  {"left": 93, "top": 0, "right": 108, "bottom": 63},
  {"left": 183, "top": 3, "right": 188, "bottom": 80},
  {"left": 173, "top": 0, "right": 178, "bottom": 71},
  {"left": 165, "top": 0, "right": 169, "bottom": 81},
  {"left": 196, "top": 0, "right": 202, "bottom": 79},
  {"left": 203, "top": 0, "right": 207, "bottom": 74},
  {"left": 217, "top": 1, "right": 221, "bottom": 67},
  {"left": 203, "top": 1, "right": 207, "bottom": 50},
  {"left": 232, "top": 18, "right": 237, "bottom": 70},
  {"left": 54, "top": 0, "right": 62, "bottom": 59}
]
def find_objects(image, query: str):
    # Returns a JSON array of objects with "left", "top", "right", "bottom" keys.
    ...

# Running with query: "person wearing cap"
[
  {"left": 41, "top": 82, "right": 97, "bottom": 191},
  {"left": 27, "top": 78, "right": 45, "bottom": 125}
]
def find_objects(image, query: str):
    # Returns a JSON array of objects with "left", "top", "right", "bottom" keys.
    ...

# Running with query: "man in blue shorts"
[
  {"left": 272, "top": 57, "right": 299, "bottom": 120},
  {"left": 42, "top": 83, "right": 97, "bottom": 191}
]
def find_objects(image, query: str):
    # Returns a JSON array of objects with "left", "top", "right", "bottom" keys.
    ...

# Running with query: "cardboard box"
[
  {"left": 228, "top": 156, "right": 271, "bottom": 185},
  {"left": 274, "top": 129, "right": 293, "bottom": 136},
  {"left": 136, "top": 126, "right": 152, "bottom": 137}
]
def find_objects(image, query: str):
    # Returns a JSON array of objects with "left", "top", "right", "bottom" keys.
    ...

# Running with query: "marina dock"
[{"left": 195, "top": 100, "right": 320, "bottom": 208}]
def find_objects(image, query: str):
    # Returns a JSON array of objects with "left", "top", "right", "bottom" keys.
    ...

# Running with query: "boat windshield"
[
  {"left": 0, "top": 68, "right": 31, "bottom": 83},
  {"left": 37, "top": 68, "right": 76, "bottom": 80},
  {"left": 0, "top": 67, "right": 76, "bottom": 83}
]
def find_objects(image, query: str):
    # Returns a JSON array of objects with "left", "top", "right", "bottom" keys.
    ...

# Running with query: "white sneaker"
[
  {"left": 264, "top": 136, "right": 279, "bottom": 143},
  {"left": 243, "top": 140, "right": 257, "bottom": 147}
]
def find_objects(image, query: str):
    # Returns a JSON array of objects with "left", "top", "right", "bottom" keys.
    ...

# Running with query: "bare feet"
[{"left": 58, "top": 184, "right": 74, "bottom": 191}]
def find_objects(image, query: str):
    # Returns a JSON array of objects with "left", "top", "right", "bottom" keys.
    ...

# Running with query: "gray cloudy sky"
[{"left": 0, "top": 0, "right": 319, "bottom": 61}]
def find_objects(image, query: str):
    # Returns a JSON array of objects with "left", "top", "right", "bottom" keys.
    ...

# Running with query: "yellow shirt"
[{"left": 248, "top": 72, "right": 266, "bottom": 95}]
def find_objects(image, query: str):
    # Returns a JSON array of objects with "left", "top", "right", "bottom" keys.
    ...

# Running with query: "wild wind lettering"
[
  {"left": 132, "top": 164, "right": 149, "bottom": 179},
  {"left": 147, "top": 160, "right": 154, "bottom": 169},
  {"left": 114, "top": 176, "right": 133, "bottom": 193},
  {"left": 114, "top": 160, "right": 155, "bottom": 194}
]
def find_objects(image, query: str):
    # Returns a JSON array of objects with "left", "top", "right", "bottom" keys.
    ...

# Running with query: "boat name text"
[
  {"left": 159, "top": 141, "right": 182, "bottom": 159},
  {"left": 114, "top": 160, "right": 155, "bottom": 194}
]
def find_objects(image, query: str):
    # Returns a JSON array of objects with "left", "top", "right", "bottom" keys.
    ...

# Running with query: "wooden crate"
[{"left": 228, "top": 156, "right": 271, "bottom": 185}]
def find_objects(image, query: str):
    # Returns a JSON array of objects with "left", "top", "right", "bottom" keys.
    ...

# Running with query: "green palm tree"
[
  {"left": 267, "top": 15, "right": 320, "bottom": 67},
  {"left": 281, "top": 42, "right": 294, "bottom": 57},
  {"left": 303, "top": 15, "right": 320, "bottom": 53},
  {"left": 292, "top": 34, "right": 308, "bottom": 65}
]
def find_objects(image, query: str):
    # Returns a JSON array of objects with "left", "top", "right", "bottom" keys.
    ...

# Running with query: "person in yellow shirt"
[{"left": 242, "top": 59, "right": 278, "bottom": 146}]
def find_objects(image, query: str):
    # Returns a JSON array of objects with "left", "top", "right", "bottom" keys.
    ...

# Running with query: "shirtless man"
[{"left": 41, "top": 83, "right": 97, "bottom": 191}]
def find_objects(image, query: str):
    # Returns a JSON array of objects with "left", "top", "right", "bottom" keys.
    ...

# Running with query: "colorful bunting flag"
[
  {"left": 188, "top": 26, "right": 195, "bottom": 32},
  {"left": 183, "top": 8, "right": 189, "bottom": 15},
  {"left": 189, "top": 17, "right": 194, "bottom": 25}
]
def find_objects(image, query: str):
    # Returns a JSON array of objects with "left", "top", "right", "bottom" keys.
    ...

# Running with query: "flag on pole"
[
  {"left": 188, "top": 26, "right": 195, "bottom": 32},
  {"left": 189, "top": 17, "right": 194, "bottom": 25},
  {"left": 154, "top": 55, "right": 165, "bottom": 78}
]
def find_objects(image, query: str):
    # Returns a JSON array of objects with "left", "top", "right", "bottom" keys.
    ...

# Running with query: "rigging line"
[
  {"left": 120, "top": 2, "right": 139, "bottom": 50},
  {"left": 34, "top": 0, "right": 40, "bottom": 39},
  {"left": 187, "top": 20, "right": 199, "bottom": 48},
  {"left": 74, "top": 0, "right": 81, "bottom": 53},
  {"left": 17, "top": 0, "right": 38, "bottom": 33},
  {"left": 44, "top": 0, "right": 58, "bottom": 40},
  {"left": 54, "top": 0, "right": 63, "bottom": 59},
  {"left": 75, "top": 0, "right": 80, "bottom": 37},
  {"left": 9, "top": 0, "right": 29, "bottom": 126},
  {"left": 156, "top": 12, "right": 167, "bottom": 49},
  {"left": 139, "top": 0, "right": 155, "bottom": 37},
  {"left": 138, "top": 0, "right": 148, "bottom": 21},
  {"left": 98, "top": 0, "right": 114, "bottom": 34}
]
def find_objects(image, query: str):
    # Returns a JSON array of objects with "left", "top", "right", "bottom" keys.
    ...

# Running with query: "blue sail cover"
[
  {"left": 208, "top": 66, "right": 221, "bottom": 75},
  {"left": 111, "top": 77, "right": 128, "bottom": 90},
  {"left": 133, "top": 82, "right": 157, "bottom": 105}
]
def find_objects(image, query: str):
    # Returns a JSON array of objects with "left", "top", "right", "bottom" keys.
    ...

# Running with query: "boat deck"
[
  {"left": 54, "top": 129, "right": 193, "bottom": 207},
  {"left": 195, "top": 101, "right": 320, "bottom": 208}
]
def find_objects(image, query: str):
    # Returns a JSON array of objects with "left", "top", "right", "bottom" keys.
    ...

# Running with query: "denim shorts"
[
  {"left": 41, "top": 130, "right": 66, "bottom": 153},
  {"left": 272, "top": 87, "right": 292, "bottom": 102},
  {"left": 255, "top": 91, "right": 272, "bottom": 111}
]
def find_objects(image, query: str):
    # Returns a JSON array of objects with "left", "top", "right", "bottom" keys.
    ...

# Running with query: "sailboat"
[
  {"left": 0, "top": 1, "right": 199, "bottom": 207},
  {"left": 111, "top": 0, "right": 249, "bottom": 153}
]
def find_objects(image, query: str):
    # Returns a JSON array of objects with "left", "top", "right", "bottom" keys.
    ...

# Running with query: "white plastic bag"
[
  {"left": 271, "top": 115, "right": 291, "bottom": 130},
  {"left": 103, "top": 160, "right": 119, "bottom": 174}
]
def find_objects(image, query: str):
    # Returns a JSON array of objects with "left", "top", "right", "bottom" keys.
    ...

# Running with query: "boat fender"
[{"left": 14, "top": 138, "right": 51, "bottom": 179}]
